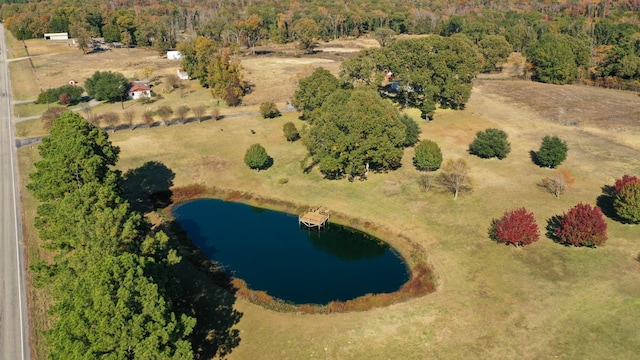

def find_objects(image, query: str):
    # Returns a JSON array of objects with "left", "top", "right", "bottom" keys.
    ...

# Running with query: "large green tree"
[
  {"left": 27, "top": 112, "right": 120, "bottom": 202},
  {"left": 305, "top": 89, "right": 406, "bottom": 179},
  {"left": 292, "top": 67, "right": 342, "bottom": 119},
  {"left": 341, "top": 34, "right": 481, "bottom": 119},
  {"left": 179, "top": 37, "right": 244, "bottom": 102},
  {"left": 526, "top": 33, "right": 589, "bottom": 84},
  {"left": 84, "top": 71, "right": 129, "bottom": 102},
  {"left": 292, "top": 18, "right": 320, "bottom": 52},
  {"left": 478, "top": 35, "right": 513, "bottom": 72}
]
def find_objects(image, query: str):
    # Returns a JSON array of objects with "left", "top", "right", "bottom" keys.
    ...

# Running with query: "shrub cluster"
[
  {"left": 282, "top": 122, "right": 300, "bottom": 142},
  {"left": 36, "top": 84, "right": 84, "bottom": 105},
  {"left": 260, "top": 102, "right": 281, "bottom": 118}
]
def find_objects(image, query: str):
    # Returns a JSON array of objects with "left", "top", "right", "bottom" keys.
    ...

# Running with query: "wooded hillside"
[{"left": 2, "top": 0, "right": 639, "bottom": 87}]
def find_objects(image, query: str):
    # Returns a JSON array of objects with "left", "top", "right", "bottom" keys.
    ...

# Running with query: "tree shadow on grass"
[
  {"left": 545, "top": 214, "right": 570, "bottom": 246},
  {"left": 166, "top": 219, "right": 243, "bottom": 359},
  {"left": 121, "top": 161, "right": 175, "bottom": 213},
  {"left": 529, "top": 150, "right": 542, "bottom": 167},
  {"left": 596, "top": 184, "right": 623, "bottom": 222}
]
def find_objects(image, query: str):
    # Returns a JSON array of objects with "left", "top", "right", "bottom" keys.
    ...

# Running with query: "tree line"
[
  {"left": 2, "top": 0, "right": 640, "bottom": 87},
  {"left": 27, "top": 112, "right": 239, "bottom": 358}
]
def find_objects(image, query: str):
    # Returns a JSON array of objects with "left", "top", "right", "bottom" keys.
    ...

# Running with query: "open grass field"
[{"left": 13, "top": 35, "right": 640, "bottom": 359}]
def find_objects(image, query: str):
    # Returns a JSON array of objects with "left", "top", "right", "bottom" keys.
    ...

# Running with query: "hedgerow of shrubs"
[{"left": 36, "top": 84, "right": 84, "bottom": 105}]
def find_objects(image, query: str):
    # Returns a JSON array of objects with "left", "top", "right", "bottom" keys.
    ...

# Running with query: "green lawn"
[{"left": 18, "top": 83, "right": 640, "bottom": 359}]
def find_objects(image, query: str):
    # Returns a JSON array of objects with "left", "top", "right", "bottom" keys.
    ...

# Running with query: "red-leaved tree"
[
  {"left": 614, "top": 174, "right": 640, "bottom": 194},
  {"left": 491, "top": 208, "right": 539, "bottom": 246},
  {"left": 555, "top": 203, "right": 608, "bottom": 247}
]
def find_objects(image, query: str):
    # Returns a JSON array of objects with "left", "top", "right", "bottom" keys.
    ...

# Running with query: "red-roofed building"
[{"left": 128, "top": 81, "right": 151, "bottom": 100}]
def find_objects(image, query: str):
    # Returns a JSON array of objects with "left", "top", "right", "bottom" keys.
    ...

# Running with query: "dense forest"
[{"left": 2, "top": 0, "right": 640, "bottom": 86}]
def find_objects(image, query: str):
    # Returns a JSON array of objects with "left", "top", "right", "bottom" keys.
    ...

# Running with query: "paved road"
[{"left": 0, "top": 24, "right": 30, "bottom": 360}]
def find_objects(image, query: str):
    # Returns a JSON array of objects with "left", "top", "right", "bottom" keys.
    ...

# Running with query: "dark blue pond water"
[{"left": 173, "top": 198, "right": 409, "bottom": 305}]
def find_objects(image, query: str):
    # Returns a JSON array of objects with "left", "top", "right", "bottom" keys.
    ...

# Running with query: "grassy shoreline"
[{"left": 163, "top": 184, "right": 437, "bottom": 314}]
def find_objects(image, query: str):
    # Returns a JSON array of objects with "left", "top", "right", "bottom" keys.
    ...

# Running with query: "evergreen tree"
[
  {"left": 469, "top": 128, "right": 511, "bottom": 159},
  {"left": 46, "top": 253, "right": 195, "bottom": 359},
  {"left": 536, "top": 135, "right": 568, "bottom": 168},
  {"left": 399, "top": 114, "right": 420, "bottom": 147},
  {"left": 28, "top": 112, "right": 120, "bottom": 202}
]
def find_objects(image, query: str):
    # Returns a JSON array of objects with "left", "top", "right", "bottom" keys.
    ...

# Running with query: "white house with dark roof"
[{"left": 128, "top": 81, "right": 151, "bottom": 100}]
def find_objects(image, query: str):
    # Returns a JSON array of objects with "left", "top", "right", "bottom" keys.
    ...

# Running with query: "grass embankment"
[{"left": 165, "top": 184, "right": 435, "bottom": 314}]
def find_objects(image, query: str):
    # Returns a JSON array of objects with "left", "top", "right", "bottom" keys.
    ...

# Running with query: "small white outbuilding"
[
  {"left": 167, "top": 50, "right": 183, "bottom": 60},
  {"left": 44, "top": 33, "right": 69, "bottom": 40}
]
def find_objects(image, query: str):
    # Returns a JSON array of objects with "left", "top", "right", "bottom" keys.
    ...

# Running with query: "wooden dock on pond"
[{"left": 299, "top": 207, "right": 330, "bottom": 229}]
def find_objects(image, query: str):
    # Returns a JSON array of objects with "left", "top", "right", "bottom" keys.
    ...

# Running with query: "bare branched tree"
[
  {"left": 80, "top": 102, "right": 97, "bottom": 125},
  {"left": 41, "top": 107, "right": 67, "bottom": 130},
  {"left": 192, "top": 105, "right": 206, "bottom": 123},
  {"left": 437, "top": 158, "right": 473, "bottom": 200},
  {"left": 156, "top": 105, "right": 173, "bottom": 125},
  {"left": 102, "top": 112, "right": 120, "bottom": 132},
  {"left": 211, "top": 106, "right": 220, "bottom": 121},
  {"left": 123, "top": 108, "right": 135, "bottom": 130},
  {"left": 176, "top": 105, "right": 190, "bottom": 124},
  {"left": 539, "top": 167, "right": 574, "bottom": 198}
]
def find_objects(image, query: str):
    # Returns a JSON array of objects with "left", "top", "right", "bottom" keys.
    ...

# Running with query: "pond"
[{"left": 173, "top": 198, "right": 410, "bottom": 305}]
